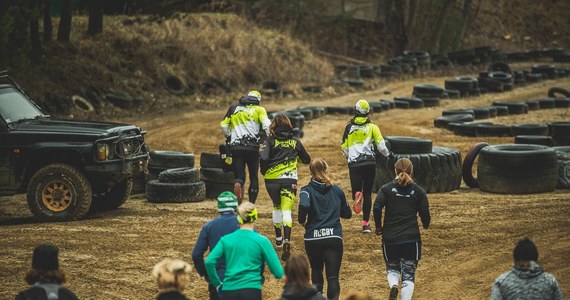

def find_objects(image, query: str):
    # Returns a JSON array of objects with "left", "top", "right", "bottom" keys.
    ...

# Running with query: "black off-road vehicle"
[{"left": 0, "top": 71, "right": 149, "bottom": 221}]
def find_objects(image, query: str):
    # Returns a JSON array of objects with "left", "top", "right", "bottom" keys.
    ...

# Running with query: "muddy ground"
[{"left": 1, "top": 73, "right": 569, "bottom": 300}]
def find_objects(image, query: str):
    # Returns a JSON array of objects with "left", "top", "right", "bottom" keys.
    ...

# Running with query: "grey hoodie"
[{"left": 491, "top": 261, "right": 563, "bottom": 300}]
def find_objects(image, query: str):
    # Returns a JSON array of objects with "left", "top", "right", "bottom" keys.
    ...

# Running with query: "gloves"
[{"left": 375, "top": 226, "right": 383, "bottom": 235}]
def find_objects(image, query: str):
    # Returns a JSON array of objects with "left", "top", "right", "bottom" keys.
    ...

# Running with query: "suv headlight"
[{"left": 97, "top": 144, "right": 110, "bottom": 160}]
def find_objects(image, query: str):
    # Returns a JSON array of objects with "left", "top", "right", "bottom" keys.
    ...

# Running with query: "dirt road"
[{"left": 1, "top": 74, "right": 569, "bottom": 299}]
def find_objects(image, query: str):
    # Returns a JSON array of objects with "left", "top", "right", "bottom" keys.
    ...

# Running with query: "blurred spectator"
[
  {"left": 192, "top": 191, "right": 240, "bottom": 300},
  {"left": 16, "top": 244, "right": 78, "bottom": 300},
  {"left": 205, "top": 201, "right": 284, "bottom": 300},
  {"left": 152, "top": 258, "right": 192, "bottom": 300},
  {"left": 491, "top": 237, "right": 563, "bottom": 300},
  {"left": 280, "top": 255, "right": 325, "bottom": 300}
]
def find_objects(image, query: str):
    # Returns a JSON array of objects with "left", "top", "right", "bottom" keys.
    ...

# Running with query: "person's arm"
[
  {"left": 296, "top": 139, "right": 311, "bottom": 164},
  {"left": 191, "top": 225, "right": 210, "bottom": 278},
  {"left": 417, "top": 186, "right": 431, "bottom": 229},
  {"left": 259, "top": 139, "right": 271, "bottom": 175},
  {"left": 552, "top": 276, "right": 563, "bottom": 300},
  {"left": 340, "top": 123, "right": 351, "bottom": 158},
  {"left": 205, "top": 238, "right": 225, "bottom": 287},
  {"left": 337, "top": 186, "right": 352, "bottom": 219},
  {"left": 373, "top": 187, "right": 387, "bottom": 231},
  {"left": 220, "top": 105, "right": 234, "bottom": 137},
  {"left": 490, "top": 278, "right": 504, "bottom": 300},
  {"left": 298, "top": 189, "right": 310, "bottom": 225},
  {"left": 372, "top": 125, "right": 390, "bottom": 157},
  {"left": 261, "top": 237, "right": 284, "bottom": 279},
  {"left": 258, "top": 107, "right": 271, "bottom": 136}
]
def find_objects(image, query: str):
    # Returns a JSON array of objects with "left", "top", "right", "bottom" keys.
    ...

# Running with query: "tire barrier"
[
  {"left": 384, "top": 136, "right": 432, "bottom": 154},
  {"left": 149, "top": 151, "right": 195, "bottom": 169},
  {"left": 374, "top": 145, "right": 462, "bottom": 193},
  {"left": 553, "top": 146, "right": 570, "bottom": 188},
  {"left": 462, "top": 142, "right": 489, "bottom": 188},
  {"left": 163, "top": 75, "right": 186, "bottom": 94},
  {"left": 547, "top": 122, "right": 570, "bottom": 146},
  {"left": 514, "top": 135, "right": 554, "bottom": 147},
  {"left": 147, "top": 180, "right": 206, "bottom": 203},
  {"left": 477, "top": 144, "right": 558, "bottom": 194},
  {"left": 511, "top": 124, "right": 549, "bottom": 136}
]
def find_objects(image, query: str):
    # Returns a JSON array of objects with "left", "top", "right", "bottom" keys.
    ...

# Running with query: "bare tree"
[
  {"left": 57, "top": 0, "right": 72, "bottom": 42},
  {"left": 30, "top": 0, "right": 41, "bottom": 63},
  {"left": 429, "top": 0, "right": 454, "bottom": 53},
  {"left": 87, "top": 0, "right": 104, "bottom": 36},
  {"left": 43, "top": 0, "right": 52, "bottom": 42}
]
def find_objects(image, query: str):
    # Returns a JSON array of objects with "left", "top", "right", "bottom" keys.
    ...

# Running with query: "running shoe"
[
  {"left": 275, "top": 237, "right": 283, "bottom": 248},
  {"left": 362, "top": 224, "right": 372, "bottom": 233},
  {"left": 353, "top": 191, "right": 363, "bottom": 214},
  {"left": 233, "top": 182, "right": 243, "bottom": 204},
  {"left": 389, "top": 286, "right": 398, "bottom": 300},
  {"left": 281, "top": 240, "right": 291, "bottom": 261}
]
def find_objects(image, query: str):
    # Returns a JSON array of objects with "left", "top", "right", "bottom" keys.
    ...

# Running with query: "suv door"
[{"left": 0, "top": 118, "right": 17, "bottom": 194}]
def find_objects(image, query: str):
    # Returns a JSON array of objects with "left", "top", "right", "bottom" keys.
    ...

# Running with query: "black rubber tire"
[
  {"left": 547, "top": 122, "right": 570, "bottom": 146},
  {"left": 26, "top": 163, "right": 92, "bottom": 221},
  {"left": 552, "top": 146, "right": 570, "bottom": 188},
  {"left": 381, "top": 100, "right": 396, "bottom": 109},
  {"left": 478, "top": 77, "right": 504, "bottom": 92},
  {"left": 477, "top": 144, "right": 558, "bottom": 194},
  {"left": 467, "top": 107, "right": 491, "bottom": 120},
  {"left": 452, "top": 122, "right": 493, "bottom": 137},
  {"left": 476, "top": 124, "right": 512, "bottom": 137},
  {"left": 537, "top": 98, "right": 556, "bottom": 109},
  {"left": 146, "top": 180, "right": 206, "bottom": 203},
  {"left": 462, "top": 142, "right": 489, "bottom": 188},
  {"left": 164, "top": 75, "right": 185, "bottom": 94},
  {"left": 526, "top": 73, "right": 542, "bottom": 82},
  {"left": 158, "top": 167, "right": 200, "bottom": 183},
  {"left": 415, "top": 97, "right": 440, "bottom": 107},
  {"left": 488, "top": 71, "right": 513, "bottom": 84},
  {"left": 511, "top": 124, "right": 549, "bottom": 136},
  {"left": 105, "top": 93, "right": 133, "bottom": 109},
  {"left": 494, "top": 106, "right": 509, "bottom": 116},
  {"left": 444, "top": 79, "right": 472, "bottom": 92},
  {"left": 71, "top": 95, "right": 94, "bottom": 112},
  {"left": 373, "top": 146, "right": 461, "bottom": 193},
  {"left": 394, "top": 100, "right": 411, "bottom": 109},
  {"left": 290, "top": 109, "right": 314, "bottom": 120},
  {"left": 554, "top": 98, "right": 570, "bottom": 108},
  {"left": 394, "top": 97, "right": 424, "bottom": 109},
  {"left": 524, "top": 100, "right": 540, "bottom": 111},
  {"left": 90, "top": 179, "right": 132, "bottom": 212},
  {"left": 203, "top": 180, "right": 234, "bottom": 199},
  {"left": 200, "top": 153, "right": 223, "bottom": 169},
  {"left": 492, "top": 101, "right": 528, "bottom": 114},
  {"left": 548, "top": 87, "right": 570, "bottom": 98},
  {"left": 488, "top": 62, "right": 512, "bottom": 75},
  {"left": 442, "top": 109, "right": 475, "bottom": 117},
  {"left": 369, "top": 102, "right": 384, "bottom": 113},
  {"left": 149, "top": 151, "right": 195, "bottom": 169},
  {"left": 434, "top": 114, "right": 474, "bottom": 129},
  {"left": 200, "top": 167, "right": 236, "bottom": 183},
  {"left": 301, "top": 86, "right": 323, "bottom": 93},
  {"left": 480, "top": 106, "right": 498, "bottom": 118},
  {"left": 297, "top": 106, "right": 326, "bottom": 117},
  {"left": 531, "top": 64, "right": 556, "bottom": 79},
  {"left": 514, "top": 135, "right": 554, "bottom": 147},
  {"left": 445, "top": 89, "right": 461, "bottom": 99},
  {"left": 293, "top": 128, "right": 304, "bottom": 138},
  {"left": 413, "top": 84, "right": 445, "bottom": 97},
  {"left": 385, "top": 136, "right": 432, "bottom": 154}
]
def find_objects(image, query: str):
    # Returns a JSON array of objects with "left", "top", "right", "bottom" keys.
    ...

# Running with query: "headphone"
[{"left": 237, "top": 208, "right": 258, "bottom": 224}]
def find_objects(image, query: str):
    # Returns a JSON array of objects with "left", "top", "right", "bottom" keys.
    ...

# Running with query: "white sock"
[
  {"left": 272, "top": 210, "right": 283, "bottom": 226},
  {"left": 400, "top": 280, "right": 415, "bottom": 300},
  {"left": 387, "top": 270, "right": 400, "bottom": 289}
]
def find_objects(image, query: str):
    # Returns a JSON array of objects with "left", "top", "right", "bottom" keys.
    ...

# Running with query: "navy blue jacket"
[
  {"left": 192, "top": 213, "right": 239, "bottom": 280},
  {"left": 298, "top": 180, "right": 352, "bottom": 241}
]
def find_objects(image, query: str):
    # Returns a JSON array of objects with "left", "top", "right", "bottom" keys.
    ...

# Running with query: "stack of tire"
[
  {"left": 146, "top": 151, "right": 206, "bottom": 203},
  {"left": 462, "top": 143, "right": 561, "bottom": 193},
  {"left": 403, "top": 50, "right": 431, "bottom": 70},
  {"left": 199, "top": 152, "right": 236, "bottom": 199},
  {"left": 444, "top": 76, "right": 480, "bottom": 97},
  {"left": 373, "top": 136, "right": 462, "bottom": 193},
  {"left": 270, "top": 106, "right": 329, "bottom": 138},
  {"left": 412, "top": 84, "right": 445, "bottom": 107}
]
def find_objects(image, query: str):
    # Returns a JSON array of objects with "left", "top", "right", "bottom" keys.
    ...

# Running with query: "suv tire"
[
  {"left": 26, "top": 164, "right": 92, "bottom": 221},
  {"left": 90, "top": 179, "right": 133, "bottom": 211}
]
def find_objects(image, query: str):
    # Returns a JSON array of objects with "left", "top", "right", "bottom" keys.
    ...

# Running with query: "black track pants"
[
  {"left": 349, "top": 164, "right": 376, "bottom": 221},
  {"left": 305, "top": 238, "right": 343, "bottom": 300},
  {"left": 232, "top": 150, "right": 259, "bottom": 203},
  {"left": 221, "top": 288, "right": 261, "bottom": 300}
]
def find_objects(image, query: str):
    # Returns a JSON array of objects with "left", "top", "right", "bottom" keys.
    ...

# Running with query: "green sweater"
[{"left": 205, "top": 228, "right": 284, "bottom": 291}]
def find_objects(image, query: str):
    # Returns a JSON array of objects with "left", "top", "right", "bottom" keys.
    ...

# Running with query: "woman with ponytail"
[
  {"left": 373, "top": 158, "right": 431, "bottom": 300},
  {"left": 298, "top": 158, "right": 352, "bottom": 300}
]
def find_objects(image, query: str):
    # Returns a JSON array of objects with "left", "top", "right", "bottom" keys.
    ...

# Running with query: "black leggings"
[
  {"left": 232, "top": 150, "right": 259, "bottom": 203},
  {"left": 305, "top": 238, "right": 343, "bottom": 300},
  {"left": 221, "top": 288, "right": 261, "bottom": 300},
  {"left": 349, "top": 164, "right": 376, "bottom": 221}
]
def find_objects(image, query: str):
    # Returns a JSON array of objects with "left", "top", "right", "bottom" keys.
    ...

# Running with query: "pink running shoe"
[
  {"left": 353, "top": 191, "right": 363, "bottom": 214},
  {"left": 233, "top": 182, "right": 243, "bottom": 204}
]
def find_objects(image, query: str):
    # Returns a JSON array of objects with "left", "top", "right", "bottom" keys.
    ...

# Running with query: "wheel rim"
[{"left": 42, "top": 180, "right": 74, "bottom": 212}]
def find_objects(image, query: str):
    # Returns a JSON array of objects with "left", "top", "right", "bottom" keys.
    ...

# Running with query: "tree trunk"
[
  {"left": 87, "top": 0, "right": 103, "bottom": 36},
  {"left": 406, "top": 0, "right": 418, "bottom": 33},
  {"left": 429, "top": 0, "right": 454, "bottom": 53},
  {"left": 57, "top": 0, "right": 72, "bottom": 42},
  {"left": 43, "top": 0, "right": 52, "bottom": 42},
  {"left": 393, "top": 0, "right": 408, "bottom": 53},
  {"left": 30, "top": 14, "right": 41, "bottom": 63}
]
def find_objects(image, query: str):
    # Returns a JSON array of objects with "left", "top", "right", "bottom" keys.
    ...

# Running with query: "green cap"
[{"left": 217, "top": 191, "right": 238, "bottom": 213}]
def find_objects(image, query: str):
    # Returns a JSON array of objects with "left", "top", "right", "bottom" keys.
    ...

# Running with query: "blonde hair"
[
  {"left": 394, "top": 158, "right": 414, "bottom": 186},
  {"left": 269, "top": 114, "right": 293, "bottom": 137},
  {"left": 237, "top": 201, "right": 258, "bottom": 224},
  {"left": 152, "top": 258, "right": 192, "bottom": 291},
  {"left": 309, "top": 158, "right": 332, "bottom": 186}
]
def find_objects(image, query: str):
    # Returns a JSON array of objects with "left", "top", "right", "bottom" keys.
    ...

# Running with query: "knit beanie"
[
  {"left": 32, "top": 244, "right": 59, "bottom": 271},
  {"left": 217, "top": 191, "right": 238, "bottom": 213},
  {"left": 513, "top": 237, "right": 539, "bottom": 262}
]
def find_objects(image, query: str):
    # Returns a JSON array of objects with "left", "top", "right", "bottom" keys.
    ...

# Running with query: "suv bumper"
[{"left": 85, "top": 154, "right": 149, "bottom": 179}]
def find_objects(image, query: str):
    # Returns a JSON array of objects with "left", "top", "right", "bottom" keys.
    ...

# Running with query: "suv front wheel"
[
  {"left": 26, "top": 163, "right": 92, "bottom": 221},
  {"left": 90, "top": 179, "right": 133, "bottom": 212}
]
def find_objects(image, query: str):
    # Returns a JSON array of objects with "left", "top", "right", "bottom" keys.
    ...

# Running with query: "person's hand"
[
  {"left": 225, "top": 135, "right": 231, "bottom": 143},
  {"left": 375, "top": 226, "right": 383, "bottom": 235},
  {"left": 216, "top": 284, "right": 223, "bottom": 296},
  {"left": 388, "top": 151, "right": 395, "bottom": 159}
]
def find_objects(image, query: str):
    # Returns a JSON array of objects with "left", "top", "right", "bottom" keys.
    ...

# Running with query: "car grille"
[{"left": 119, "top": 136, "right": 145, "bottom": 158}]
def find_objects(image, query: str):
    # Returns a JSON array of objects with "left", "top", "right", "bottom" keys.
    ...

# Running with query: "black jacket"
[
  {"left": 280, "top": 284, "right": 325, "bottom": 300},
  {"left": 259, "top": 126, "right": 311, "bottom": 181},
  {"left": 156, "top": 291, "right": 189, "bottom": 300},
  {"left": 16, "top": 285, "right": 78, "bottom": 300},
  {"left": 373, "top": 181, "right": 430, "bottom": 244},
  {"left": 298, "top": 180, "right": 352, "bottom": 241}
]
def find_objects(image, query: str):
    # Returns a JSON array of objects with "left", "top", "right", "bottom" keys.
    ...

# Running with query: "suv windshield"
[{"left": 0, "top": 87, "right": 44, "bottom": 124}]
